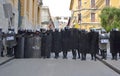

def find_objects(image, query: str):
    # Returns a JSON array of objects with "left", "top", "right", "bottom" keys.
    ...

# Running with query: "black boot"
[
  {"left": 63, "top": 51, "right": 67, "bottom": 59},
  {"left": 77, "top": 50, "right": 80, "bottom": 59},
  {"left": 72, "top": 49, "right": 76, "bottom": 60}
]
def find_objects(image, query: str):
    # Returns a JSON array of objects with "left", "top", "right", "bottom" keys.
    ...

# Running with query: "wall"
[{"left": 0, "top": 0, "right": 18, "bottom": 33}]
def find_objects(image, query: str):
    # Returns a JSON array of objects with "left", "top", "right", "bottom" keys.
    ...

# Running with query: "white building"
[
  {"left": 41, "top": 6, "right": 54, "bottom": 29},
  {"left": 54, "top": 16, "right": 70, "bottom": 29}
]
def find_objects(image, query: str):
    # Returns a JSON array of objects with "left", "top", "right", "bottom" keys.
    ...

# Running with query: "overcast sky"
[{"left": 43, "top": 0, "right": 71, "bottom": 17}]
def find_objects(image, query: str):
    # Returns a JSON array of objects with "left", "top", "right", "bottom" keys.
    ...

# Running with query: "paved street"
[
  {"left": 0, "top": 44, "right": 120, "bottom": 76},
  {"left": 0, "top": 56, "right": 119, "bottom": 76}
]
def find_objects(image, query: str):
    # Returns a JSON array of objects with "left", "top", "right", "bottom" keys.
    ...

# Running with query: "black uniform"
[
  {"left": 52, "top": 29, "right": 62, "bottom": 58},
  {"left": 41, "top": 31, "right": 47, "bottom": 58},
  {"left": 14, "top": 33, "right": 25, "bottom": 58},
  {"left": 45, "top": 30, "right": 52, "bottom": 58},
  {"left": 70, "top": 28, "right": 79, "bottom": 59},
  {"left": 61, "top": 29, "right": 71, "bottom": 59},
  {"left": 89, "top": 31, "right": 99, "bottom": 61},
  {"left": 0, "top": 29, "right": 3, "bottom": 57},
  {"left": 80, "top": 30, "right": 89, "bottom": 60},
  {"left": 110, "top": 30, "right": 120, "bottom": 60}
]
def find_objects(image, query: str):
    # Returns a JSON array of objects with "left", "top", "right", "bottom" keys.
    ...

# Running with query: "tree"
[{"left": 100, "top": 7, "right": 120, "bottom": 32}]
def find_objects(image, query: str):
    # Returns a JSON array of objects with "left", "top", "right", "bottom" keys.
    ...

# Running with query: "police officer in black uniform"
[
  {"left": 0, "top": 28, "right": 3, "bottom": 57},
  {"left": 70, "top": 28, "right": 79, "bottom": 59},
  {"left": 110, "top": 28, "right": 119, "bottom": 60},
  {"left": 45, "top": 29, "right": 52, "bottom": 58},
  {"left": 52, "top": 29, "right": 62, "bottom": 58},
  {"left": 40, "top": 29, "right": 47, "bottom": 58},
  {"left": 89, "top": 29, "right": 99, "bottom": 61},
  {"left": 61, "top": 27, "right": 70, "bottom": 59}
]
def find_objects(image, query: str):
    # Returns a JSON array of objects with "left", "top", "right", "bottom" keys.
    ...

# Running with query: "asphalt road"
[{"left": 0, "top": 57, "right": 119, "bottom": 76}]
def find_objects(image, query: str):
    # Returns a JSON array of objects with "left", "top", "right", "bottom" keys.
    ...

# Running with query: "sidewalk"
[
  {"left": 97, "top": 42, "right": 120, "bottom": 74},
  {"left": 97, "top": 55, "right": 120, "bottom": 74},
  {"left": 0, "top": 56, "right": 14, "bottom": 65}
]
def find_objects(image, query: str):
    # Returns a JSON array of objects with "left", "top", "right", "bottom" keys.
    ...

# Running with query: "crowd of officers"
[
  {"left": 16, "top": 28, "right": 99, "bottom": 61},
  {"left": 0, "top": 28, "right": 120, "bottom": 60}
]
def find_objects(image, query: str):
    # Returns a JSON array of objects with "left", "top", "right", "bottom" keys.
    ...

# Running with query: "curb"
[
  {"left": 0, "top": 57, "right": 14, "bottom": 66},
  {"left": 96, "top": 55, "right": 120, "bottom": 74}
]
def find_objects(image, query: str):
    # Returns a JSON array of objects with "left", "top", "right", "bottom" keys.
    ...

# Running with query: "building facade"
[
  {"left": 70, "top": 0, "right": 120, "bottom": 31},
  {"left": 0, "top": 0, "right": 19, "bottom": 33},
  {"left": 20, "top": 0, "right": 43, "bottom": 30},
  {"left": 0, "top": 0, "right": 54, "bottom": 32},
  {"left": 41, "top": 6, "right": 54, "bottom": 30}
]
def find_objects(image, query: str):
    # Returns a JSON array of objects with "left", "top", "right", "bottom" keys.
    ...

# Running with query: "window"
[
  {"left": 78, "top": 14, "right": 81, "bottom": 22},
  {"left": 78, "top": 0, "right": 82, "bottom": 9},
  {"left": 91, "top": 13, "right": 95, "bottom": 22},
  {"left": 106, "top": 0, "right": 110, "bottom": 6},
  {"left": 91, "top": 0, "right": 95, "bottom": 8}
]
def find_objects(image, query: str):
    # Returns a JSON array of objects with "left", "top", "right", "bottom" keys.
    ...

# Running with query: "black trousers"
[
  {"left": 72, "top": 49, "right": 76, "bottom": 59},
  {"left": 77, "top": 49, "right": 80, "bottom": 58},
  {"left": 101, "top": 49, "right": 107, "bottom": 59},
  {"left": 111, "top": 53, "right": 117, "bottom": 60},
  {"left": 81, "top": 52, "right": 86, "bottom": 60},
  {"left": 91, "top": 52, "right": 96, "bottom": 61},
  {"left": 63, "top": 51, "right": 67, "bottom": 59},
  {"left": 55, "top": 51, "right": 59, "bottom": 58},
  {"left": 7, "top": 47, "right": 14, "bottom": 57}
]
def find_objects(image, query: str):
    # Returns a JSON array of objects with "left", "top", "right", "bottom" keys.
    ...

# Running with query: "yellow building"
[
  {"left": 8, "top": 0, "right": 18, "bottom": 9},
  {"left": 70, "top": 0, "right": 120, "bottom": 31},
  {"left": 20, "top": 0, "right": 43, "bottom": 30},
  {"left": 69, "top": 0, "right": 79, "bottom": 28}
]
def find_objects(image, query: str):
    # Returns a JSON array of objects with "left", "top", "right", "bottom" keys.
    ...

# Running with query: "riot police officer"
[
  {"left": 0, "top": 28, "right": 3, "bottom": 57},
  {"left": 110, "top": 28, "right": 119, "bottom": 60},
  {"left": 52, "top": 29, "right": 62, "bottom": 59},
  {"left": 90, "top": 29, "right": 99, "bottom": 61},
  {"left": 5, "top": 28, "right": 17, "bottom": 57},
  {"left": 99, "top": 29, "right": 109, "bottom": 60},
  {"left": 70, "top": 28, "right": 79, "bottom": 59},
  {"left": 40, "top": 29, "right": 47, "bottom": 58},
  {"left": 61, "top": 27, "right": 70, "bottom": 59},
  {"left": 80, "top": 30, "right": 89, "bottom": 60},
  {"left": 45, "top": 30, "right": 52, "bottom": 58}
]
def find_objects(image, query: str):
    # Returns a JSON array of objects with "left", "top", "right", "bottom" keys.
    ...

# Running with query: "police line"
[{"left": 0, "top": 28, "right": 120, "bottom": 60}]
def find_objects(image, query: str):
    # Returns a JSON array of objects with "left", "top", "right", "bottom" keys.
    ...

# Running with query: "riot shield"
[
  {"left": 24, "top": 35, "right": 41, "bottom": 58},
  {"left": 14, "top": 35, "right": 25, "bottom": 58},
  {"left": 0, "top": 29, "right": 2, "bottom": 56}
]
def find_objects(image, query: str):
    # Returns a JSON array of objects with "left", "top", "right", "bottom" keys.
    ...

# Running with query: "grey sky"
[{"left": 43, "top": 0, "right": 71, "bottom": 17}]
